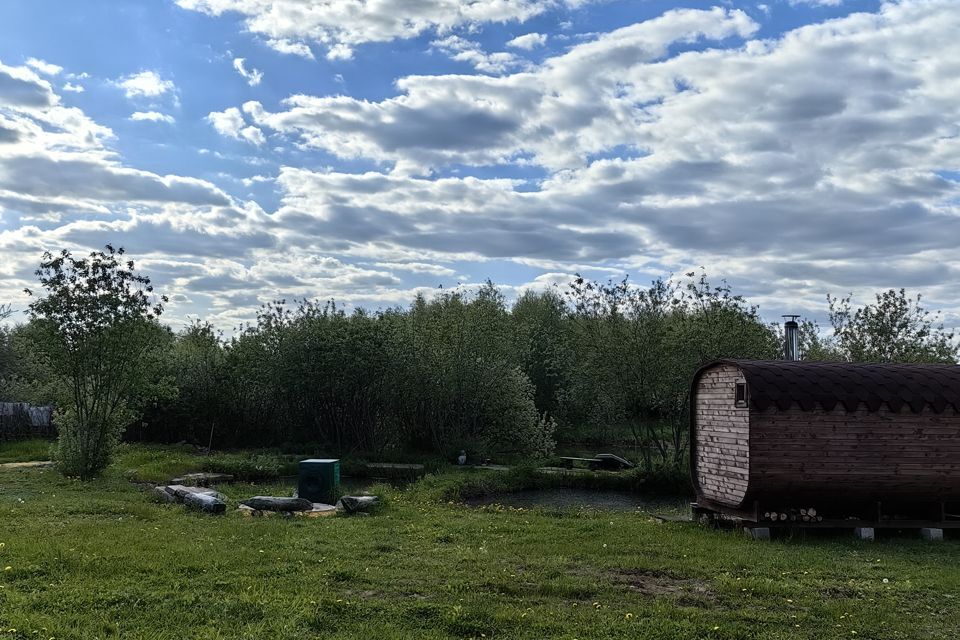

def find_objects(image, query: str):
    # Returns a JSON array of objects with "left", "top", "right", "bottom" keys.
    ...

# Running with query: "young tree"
[
  {"left": 0, "top": 305, "right": 14, "bottom": 387},
  {"left": 826, "top": 289, "right": 958, "bottom": 363},
  {"left": 25, "top": 246, "right": 172, "bottom": 478},
  {"left": 564, "top": 271, "right": 779, "bottom": 470},
  {"left": 511, "top": 289, "right": 570, "bottom": 421}
]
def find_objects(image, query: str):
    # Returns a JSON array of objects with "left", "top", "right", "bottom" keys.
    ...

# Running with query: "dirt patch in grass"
[
  {"left": 609, "top": 569, "right": 717, "bottom": 606},
  {"left": 0, "top": 460, "right": 52, "bottom": 469}
]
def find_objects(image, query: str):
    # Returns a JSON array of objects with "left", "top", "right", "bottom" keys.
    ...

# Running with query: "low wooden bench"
[
  {"left": 559, "top": 454, "right": 635, "bottom": 471},
  {"left": 559, "top": 456, "right": 603, "bottom": 470}
]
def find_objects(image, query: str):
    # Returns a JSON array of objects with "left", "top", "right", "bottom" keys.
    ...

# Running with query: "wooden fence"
[{"left": 0, "top": 402, "right": 55, "bottom": 441}]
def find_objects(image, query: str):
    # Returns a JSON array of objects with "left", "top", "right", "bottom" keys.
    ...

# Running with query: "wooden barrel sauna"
[{"left": 690, "top": 360, "right": 960, "bottom": 511}]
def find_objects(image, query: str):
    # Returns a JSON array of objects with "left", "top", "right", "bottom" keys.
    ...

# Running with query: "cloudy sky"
[{"left": 0, "top": 0, "right": 958, "bottom": 330}]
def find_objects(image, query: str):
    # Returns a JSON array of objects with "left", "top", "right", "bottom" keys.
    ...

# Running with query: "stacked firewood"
[{"left": 762, "top": 507, "right": 823, "bottom": 523}]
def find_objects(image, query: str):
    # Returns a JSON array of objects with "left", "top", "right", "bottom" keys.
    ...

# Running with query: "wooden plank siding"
[
  {"left": 691, "top": 360, "right": 960, "bottom": 510},
  {"left": 693, "top": 364, "right": 750, "bottom": 505},
  {"left": 750, "top": 404, "right": 960, "bottom": 499}
]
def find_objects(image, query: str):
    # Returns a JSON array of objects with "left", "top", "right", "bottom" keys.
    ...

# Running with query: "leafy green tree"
[
  {"left": 393, "top": 284, "right": 554, "bottom": 458},
  {"left": 511, "top": 289, "right": 570, "bottom": 421},
  {"left": 824, "top": 289, "right": 957, "bottom": 363},
  {"left": 795, "top": 318, "right": 841, "bottom": 361},
  {"left": 144, "top": 321, "right": 229, "bottom": 447},
  {"left": 25, "top": 246, "right": 173, "bottom": 478},
  {"left": 0, "top": 305, "right": 15, "bottom": 390},
  {"left": 564, "top": 271, "right": 778, "bottom": 470}
]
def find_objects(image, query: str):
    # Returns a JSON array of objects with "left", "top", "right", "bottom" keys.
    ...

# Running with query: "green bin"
[{"left": 298, "top": 458, "right": 340, "bottom": 504}]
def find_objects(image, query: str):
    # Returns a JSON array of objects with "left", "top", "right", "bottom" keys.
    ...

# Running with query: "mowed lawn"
[{"left": 1, "top": 446, "right": 960, "bottom": 639}]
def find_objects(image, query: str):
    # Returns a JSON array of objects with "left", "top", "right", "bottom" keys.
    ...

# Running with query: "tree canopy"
[{"left": 23, "top": 246, "right": 172, "bottom": 477}]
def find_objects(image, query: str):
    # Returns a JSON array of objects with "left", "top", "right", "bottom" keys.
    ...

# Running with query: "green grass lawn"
[
  {"left": 0, "top": 439, "right": 52, "bottom": 464},
  {"left": 1, "top": 444, "right": 959, "bottom": 639}
]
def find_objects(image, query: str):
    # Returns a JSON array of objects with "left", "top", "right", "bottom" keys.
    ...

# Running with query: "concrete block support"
[
  {"left": 745, "top": 527, "right": 771, "bottom": 541},
  {"left": 854, "top": 527, "right": 875, "bottom": 541},
  {"left": 921, "top": 528, "right": 944, "bottom": 541}
]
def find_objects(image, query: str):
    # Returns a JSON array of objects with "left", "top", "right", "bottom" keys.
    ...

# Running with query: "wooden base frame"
[{"left": 693, "top": 498, "right": 960, "bottom": 530}]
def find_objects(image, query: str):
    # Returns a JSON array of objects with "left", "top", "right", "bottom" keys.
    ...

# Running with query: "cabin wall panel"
[
  {"left": 694, "top": 364, "right": 749, "bottom": 505},
  {"left": 750, "top": 405, "right": 960, "bottom": 497}
]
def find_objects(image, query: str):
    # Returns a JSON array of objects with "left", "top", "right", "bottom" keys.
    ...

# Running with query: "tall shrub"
[{"left": 25, "top": 246, "right": 172, "bottom": 478}]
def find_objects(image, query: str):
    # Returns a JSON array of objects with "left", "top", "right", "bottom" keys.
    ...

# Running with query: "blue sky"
[{"left": 1, "top": 0, "right": 958, "bottom": 330}]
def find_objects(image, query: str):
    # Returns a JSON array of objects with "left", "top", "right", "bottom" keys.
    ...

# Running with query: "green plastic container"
[{"left": 298, "top": 458, "right": 340, "bottom": 504}]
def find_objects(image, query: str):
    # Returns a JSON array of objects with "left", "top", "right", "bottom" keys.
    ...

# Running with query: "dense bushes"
[
  {"left": 5, "top": 252, "right": 955, "bottom": 475},
  {"left": 131, "top": 273, "right": 782, "bottom": 468},
  {"left": 142, "top": 286, "right": 555, "bottom": 461}
]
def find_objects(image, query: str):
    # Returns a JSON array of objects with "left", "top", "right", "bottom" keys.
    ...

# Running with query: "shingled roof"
[{"left": 707, "top": 359, "right": 960, "bottom": 414}]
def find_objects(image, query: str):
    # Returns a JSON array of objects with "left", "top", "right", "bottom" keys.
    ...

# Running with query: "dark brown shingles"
[{"left": 701, "top": 360, "right": 960, "bottom": 414}]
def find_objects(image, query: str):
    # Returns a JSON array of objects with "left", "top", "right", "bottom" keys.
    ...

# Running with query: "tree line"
[{"left": 0, "top": 247, "right": 956, "bottom": 478}]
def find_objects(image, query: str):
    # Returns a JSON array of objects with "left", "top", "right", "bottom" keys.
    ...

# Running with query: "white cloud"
[
  {"left": 130, "top": 111, "right": 176, "bottom": 124},
  {"left": 239, "top": 126, "right": 266, "bottom": 145},
  {"left": 431, "top": 36, "right": 529, "bottom": 75},
  {"left": 265, "top": 38, "right": 315, "bottom": 59},
  {"left": 25, "top": 58, "right": 62, "bottom": 75},
  {"left": 236, "top": 0, "right": 960, "bottom": 321},
  {"left": 207, "top": 107, "right": 245, "bottom": 137},
  {"left": 62, "top": 82, "right": 84, "bottom": 93},
  {"left": 241, "top": 174, "right": 273, "bottom": 187},
  {"left": 326, "top": 43, "right": 353, "bottom": 61},
  {"left": 507, "top": 32, "right": 547, "bottom": 49},
  {"left": 176, "top": 0, "right": 586, "bottom": 59},
  {"left": 116, "top": 70, "right": 175, "bottom": 99},
  {"left": 6, "top": 1, "right": 960, "bottom": 329},
  {"left": 245, "top": 7, "right": 759, "bottom": 172},
  {"left": 232, "top": 57, "right": 263, "bottom": 86},
  {"left": 0, "top": 58, "right": 259, "bottom": 322},
  {"left": 206, "top": 106, "right": 266, "bottom": 145},
  {"left": 374, "top": 262, "right": 457, "bottom": 277}
]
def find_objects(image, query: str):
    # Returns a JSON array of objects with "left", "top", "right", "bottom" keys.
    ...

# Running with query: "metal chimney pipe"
[{"left": 783, "top": 315, "right": 800, "bottom": 361}]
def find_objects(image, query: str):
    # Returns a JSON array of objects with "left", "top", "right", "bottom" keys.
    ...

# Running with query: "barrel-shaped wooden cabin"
[{"left": 690, "top": 360, "right": 960, "bottom": 518}]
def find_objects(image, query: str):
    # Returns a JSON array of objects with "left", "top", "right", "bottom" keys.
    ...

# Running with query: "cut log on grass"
[
  {"left": 238, "top": 503, "right": 336, "bottom": 518},
  {"left": 152, "top": 486, "right": 177, "bottom": 503},
  {"left": 182, "top": 491, "right": 226, "bottom": 514},
  {"left": 168, "top": 485, "right": 227, "bottom": 502},
  {"left": 336, "top": 495, "right": 380, "bottom": 514},
  {"left": 241, "top": 496, "right": 314, "bottom": 512}
]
